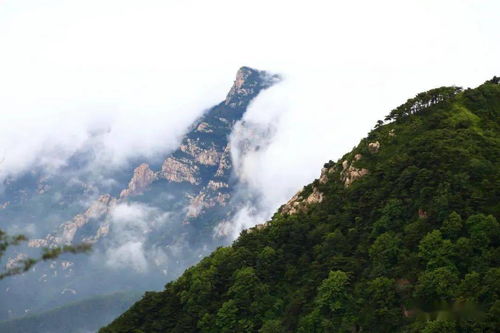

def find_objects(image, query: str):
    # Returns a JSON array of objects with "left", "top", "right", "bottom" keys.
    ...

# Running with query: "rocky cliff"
[
  {"left": 26, "top": 66, "right": 278, "bottom": 249},
  {"left": 0, "top": 66, "right": 279, "bottom": 323}
]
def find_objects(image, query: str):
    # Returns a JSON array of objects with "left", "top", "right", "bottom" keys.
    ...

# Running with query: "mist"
[
  {"left": 0, "top": 1, "right": 499, "bottom": 329},
  {"left": 0, "top": 0, "right": 498, "bottom": 274},
  {"left": 0, "top": 0, "right": 498, "bottom": 249},
  {"left": 1, "top": 0, "right": 498, "bottom": 183}
]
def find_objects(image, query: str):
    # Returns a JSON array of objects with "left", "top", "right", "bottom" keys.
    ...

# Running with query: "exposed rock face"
[
  {"left": 27, "top": 66, "right": 276, "bottom": 251},
  {"left": 61, "top": 194, "right": 116, "bottom": 244},
  {"left": 248, "top": 221, "right": 271, "bottom": 233},
  {"left": 29, "top": 194, "right": 116, "bottom": 248},
  {"left": 368, "top": 141, "right": 380, "bottom": 153},
  {"left": 161, "top": 157, "right": 200, "bottom": 184},
  {"left": 319, "top": 166, "right": 336, "bottom": 184},
  {"left": 215, "top": 145, "right": 232, "bottom": 178},
  {"left": 1, "top": 67, "right": 280, "bottom": 320},
  {"left": 28, "top": 238, "right": 49, "bottom": 248},
  {"left": 196, "top": 122, "right": 213, "bottom": 133},
  {"left": 319, "top": 168, "right": 329, "bottom": 184},
  {"left": 5, "top": 253, "right": 28, "bottom": 271},
  {"left": 306, "top": 187, "right": 323, "bottom": 204},
  {"left": 207, "top": 180, "right": 229, "bottom": 191},
  {"left": 341, "top": 155, "right": 368, "bottom": 187},
  {"left": 225, "top": 67, "right": 257, "bottom": 106},
  {"left": 280, "top": 191, "right": 301, "bottom": 215},
  {"left": 225, "top": 67, "right": 280, "bottom": 107},
  {"left": 281, "top": 187, "right": 324, "bottom": 215},
  {"left": 180, "top": 139, "right": 221, "bottom": 166},
  {"left": 186, "top": 191, "right": 230, "bottom": 218},
  {"left": 120, "top": 163, "right": 157, "bottom": 198}
]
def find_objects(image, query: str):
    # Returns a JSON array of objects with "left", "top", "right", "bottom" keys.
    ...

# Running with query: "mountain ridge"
[
  {"left": 26, "top": 66, "right": 278, "bottom": 249},
  {"left": 100, "top": 77, "right": 500, "bottom": 332},
  {"left": 0, "top": 66, "right": 279, "bottom": 326}
]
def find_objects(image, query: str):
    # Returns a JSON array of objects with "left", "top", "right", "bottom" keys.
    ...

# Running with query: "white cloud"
[
  {"left": 103, "top": 202, "right": 169, "bottom": 272},
  {"left": 105, "top": 241, "right": 149, "bottom": 273},
  {"left": 0, "top": 0, "right": 499, "bottom": 232}
]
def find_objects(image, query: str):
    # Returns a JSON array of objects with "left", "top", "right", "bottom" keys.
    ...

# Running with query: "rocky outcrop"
[
  {"left": 26, "top": 67, "right": 275, "bottom": 251},
  {"left": 29, "top": 194, "right": 116, "bottom": 248},
  {"left": 341, "top": 154, "right": 368, "bottom": 187},
  {"left": 319, "top": 166, "right": 336, "bottom": 184},
  {"left": 28, "top": 236, "right": 49, "bottom": 248},
  {"left": 120, "top": 163, "right": 157, "bottom": 198},
  {"left": 207, "top": 180, "right": 229, "bottom": 191},
  {"left": 281, "top": 191, "right": 308, "bottom": 215},
  {"left": 225, "top": 67, "right": 280, "bottom": 107},
  {"left": 161, "top": 157, "right": 200, "bottom": 184},
  {"left": 368, "top": 141, "right": 380, "bottom": 153},
  {"left": 180, "top": 139, "right": 221, "bottom": 166},
  {"left": 215, "top": 144, "right": 232, "bottom": 178},
  {"left": 186, "top": 191, "right": 230, "bottom": 218},
  {"left": 60, "top": 194, "right": 115, "bottom": 245},
  {"left": 281, "top": 187, "right": 324, "bottom": 215},
  {"left": 305, "top": 187, "right": 323, "bottom": 204},
  {"left": 5, "top": 253, "right": 28, "bottom": 271},
  {"left": 196, "top": 122, "right": 213, "bottom": 133},
  {"left": 28, "top": 238, "right": 49, "bottom": 248},
  {"left": 248, "top": 221, "right": 271, "bottom": 233},
  {"left": 0, "top": 66, "right": 281, "bottom": 321},
  {"left": 225, "top": 67, "right": 257, "bottom": 106}
]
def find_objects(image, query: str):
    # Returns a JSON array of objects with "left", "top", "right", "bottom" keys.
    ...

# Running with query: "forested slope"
[{"left": 101, "top": 78, "right": 500, "bottom": 332}]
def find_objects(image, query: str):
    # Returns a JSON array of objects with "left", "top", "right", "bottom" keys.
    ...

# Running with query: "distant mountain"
[
  {"left": 0, "top": 67, "right": 279, "bottom": 328},
  {"left": 0, "top": 291, "right": 140, "bottom": 333},
  {"left": 24, "top": 66, "right": 278, "bottom": 250},
  {"left": 101, "top": 78, "right": 499, "bottom": 332}
]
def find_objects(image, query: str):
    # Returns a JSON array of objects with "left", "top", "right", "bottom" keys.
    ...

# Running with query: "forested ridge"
[{"left": 101, "top": 78, "right": 500, "bottom": 332}]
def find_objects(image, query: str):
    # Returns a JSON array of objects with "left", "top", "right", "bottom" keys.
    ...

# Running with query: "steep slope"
[
  {"left": 26, "top": 66, "right": 278, "bottom": 251},
  {"left": 101, "top": 78, "right": 500, "bottom": 332},
  {"left": 0, "top": 67, "right": 279, "bottom": 324}
]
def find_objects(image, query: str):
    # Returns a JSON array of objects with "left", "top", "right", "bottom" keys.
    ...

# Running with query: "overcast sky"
[{"left": 0, "top": 0, "right": 499, "bottom": 218}]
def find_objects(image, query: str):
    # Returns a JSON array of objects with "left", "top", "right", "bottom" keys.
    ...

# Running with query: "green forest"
[{"left": 101, "top": 78, "right": 500, "bottom": 332}]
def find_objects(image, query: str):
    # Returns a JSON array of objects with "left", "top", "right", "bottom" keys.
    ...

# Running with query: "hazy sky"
[{"left": 0, "top": 0, "right": 499, "bottom": 220}]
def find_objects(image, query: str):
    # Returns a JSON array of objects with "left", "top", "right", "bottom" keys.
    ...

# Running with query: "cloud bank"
[
  {"left": 0, "top": 0, "right": 499, "bottom": 233},
  {"left": 104, "top": 202, "right": 169, "bottom": 273}
]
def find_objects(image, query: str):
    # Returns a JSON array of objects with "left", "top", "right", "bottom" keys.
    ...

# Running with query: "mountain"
[
  {"left": 0, "top": 67, "right": 279, "bottom": 326},
  {"left": 100, "top": 78, "right": 500, "bottom": 332},
  {"left": 0, "top": 291, "right": 141, "bottom": 333}
]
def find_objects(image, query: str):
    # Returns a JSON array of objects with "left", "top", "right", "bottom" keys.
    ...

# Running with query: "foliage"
[
  {"left": 0, "top": 229, "right": 91, "bottom": 280},
  {"left": 385, "top": 86, "right": 462, "bottom": 122},
  {"left": 101, "top": 78, "right": 500, "bottom": 332}
]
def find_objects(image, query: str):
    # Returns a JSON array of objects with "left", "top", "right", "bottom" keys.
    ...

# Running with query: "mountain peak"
[{"left": 224, "top": 66, "right": 280, "bottom": 106}]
